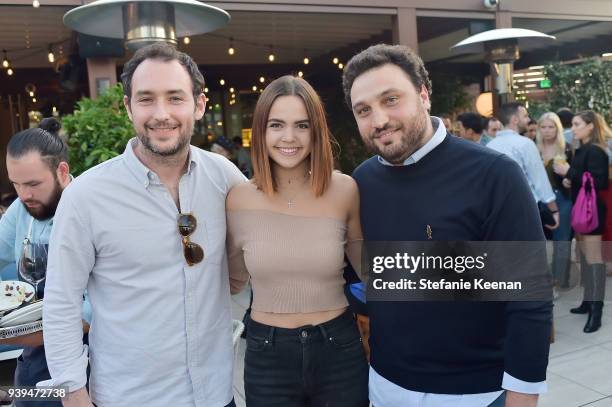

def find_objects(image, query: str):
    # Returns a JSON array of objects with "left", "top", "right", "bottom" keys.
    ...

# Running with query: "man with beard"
[
  {"left": 488, "top": 103, "right": 560, "bottom": 234},
  {"left": 40, "top": 43, "right": 245, "bottom": 407},
  {"left": 343, "top": 44, "right": 552, "bottom": 407},
  {"left": 0, "top": 118, "right": 91, "bottom": 407}
]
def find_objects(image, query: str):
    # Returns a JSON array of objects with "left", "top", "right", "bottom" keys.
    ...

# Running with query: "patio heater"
[
  {"left": 63, "top": 0, "right": 230, "bottom": 50},
  {"left": 450, "top": 28, "right": 555, "bottom": 113}
]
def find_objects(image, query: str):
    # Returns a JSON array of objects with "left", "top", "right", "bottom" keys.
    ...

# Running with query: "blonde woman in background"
[{"left": 537, "top": 112, "right": 573, "bottom": 288}]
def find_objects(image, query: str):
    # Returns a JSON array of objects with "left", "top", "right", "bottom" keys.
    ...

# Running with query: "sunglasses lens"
[
  {"left": 184, "top": 241, "right": 204, "bottom": 266},
  {"left": 178, "top": 214, "right": 197, "bottom": 237}
]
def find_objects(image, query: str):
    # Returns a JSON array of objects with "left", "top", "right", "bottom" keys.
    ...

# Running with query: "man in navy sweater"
[{"left": 342, "top": 44, "right": 552, "bottom": 407}]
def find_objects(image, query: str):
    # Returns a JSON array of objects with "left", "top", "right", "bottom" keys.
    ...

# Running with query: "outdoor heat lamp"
[
  {"left": 451, "top": 28, "right": 555, "bottom": 99},
  {"left": 63, "top": 0, "right": 230, "bottom": 50}
]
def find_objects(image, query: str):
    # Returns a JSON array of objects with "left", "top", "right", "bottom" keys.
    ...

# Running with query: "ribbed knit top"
[{"left": 227, "top": 210, "right": 350, "bottom": 313}]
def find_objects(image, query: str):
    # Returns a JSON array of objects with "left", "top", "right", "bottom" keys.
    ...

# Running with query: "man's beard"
[
  {"left": 363, "top": 106, "right": 429, "bottom": 164},
  {"left": 22, "top": 179, "right": 62, "bottom": 221},
  {"left": 138, "top": 121, "right": 193, "bottom": 157}
]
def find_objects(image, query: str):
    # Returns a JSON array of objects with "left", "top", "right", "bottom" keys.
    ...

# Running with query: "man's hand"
[
  {"left": 544, "top": 212, "right": 560, "bottom": 230},
  {"left": 505, "top": 390, "right": 538, "bottom": 407},
  {"left": 61, "top": 387, "right": 93, "bottom": 407}
]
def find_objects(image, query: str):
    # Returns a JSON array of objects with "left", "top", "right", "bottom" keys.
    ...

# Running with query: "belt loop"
[
  {"left": 318, "top": 323, "right": 330, "bottom": 342},
  {"left": 267, "top": 326, "right": 275, "bottom": 344}
]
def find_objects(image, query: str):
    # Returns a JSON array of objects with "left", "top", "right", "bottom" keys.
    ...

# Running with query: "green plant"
[
  {"left": 544, "top": 59, "right": 611, "bottom": 123},
  {"left": 62, "top": 84, "right": 134, "bottom": 176},
  {"left": 430, "top": 72, "right": 471, "bottom": 116}
]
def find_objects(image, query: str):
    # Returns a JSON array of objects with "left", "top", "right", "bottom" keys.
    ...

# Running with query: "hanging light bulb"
[
  {"left": 338, "top": 63, "right": 344, "bottom": 69},
  {"left": 32, "top": 0, "right": 40, "bottom": 7},
  {"left": 252, "top": 85, "right": 257, "bottom": 91},
  {"left": 229, "top": 87, "right": 234, "bottom": 93},
  {"left": 2, "top": 50, "right": 9, "bottom": 68},
  {"left": 303, "top": 57, "right": 310, "bottom": 65},
  {"left": 32, "top": 97, "right": 37, "bottom": 103},
  {"left": 183, "top": 37, "right": 191, "bottom": 45},
  {"left": 228, "top": 38, "right": 235, "bottom": 55},
  {"left": 7, "top": 68, "right": 14, "bottom": 76},
  {"left": 48, "top": 44, "right": 55, "bottom": 63},
  {"left": 259, "top": 76, "right": 265, "bottom": 83},
  {"left": 219, "top": 79, "right": 225, "bottom": 86},
  {"left": 268, "top": 46, "right": 275, "bottom": 62},
  {"left": 298, "top": 71, "right": 303, "bottom": 78},
  {"left": 29, "top": 91, "right": 34, "bottom": 97},
  {"left": 204, "top": 87, "right": 209, "bottom": 93},
  {"left": 332, "top": 57, "right": 339, "bottom": 65}
]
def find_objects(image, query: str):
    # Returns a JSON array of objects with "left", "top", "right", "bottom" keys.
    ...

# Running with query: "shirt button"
[{"left": 301, "top": 330, "right": 308, "bottom": 338}]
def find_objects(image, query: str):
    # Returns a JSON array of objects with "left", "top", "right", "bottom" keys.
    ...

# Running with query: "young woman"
[
  {"left": 554, "top": 110, "right": 610, "bottom": 333},
  {"left": 226, "top": 75, "right": 368, "bottom": 406},
  {"left": 536, "top": 112, "right": 573, "bottom": 287}
]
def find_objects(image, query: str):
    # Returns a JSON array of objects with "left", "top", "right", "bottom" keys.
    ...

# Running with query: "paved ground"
[{"left": 1, "top": 273, "right": 611, "bottom": 406}]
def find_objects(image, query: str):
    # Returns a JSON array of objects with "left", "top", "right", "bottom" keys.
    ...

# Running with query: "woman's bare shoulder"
[{"left": 227, "top": 180, "right": 261, "bottom": 211}]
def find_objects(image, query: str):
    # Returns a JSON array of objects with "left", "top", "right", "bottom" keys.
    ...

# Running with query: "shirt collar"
[
  {"left": 378, "top": 116, "right": 446, "bottom": 166},
  {"left": 496, "top": 129, "right": 520, "bottom": 137},
  {"left": 123, "top": 138, "right": 197, "bottom": 188}
]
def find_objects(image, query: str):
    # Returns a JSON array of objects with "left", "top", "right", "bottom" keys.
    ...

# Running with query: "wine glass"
[{"left": 18, "top": 241, "right": 48, "bottom": 301}]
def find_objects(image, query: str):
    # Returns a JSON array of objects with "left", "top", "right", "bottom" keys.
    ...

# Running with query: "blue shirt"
[
  {"left": 487, "top": 129, "right": 556, "bottom": 204},
  {"left": 0, "top": 196, "right": 92, "bottom": 407}
]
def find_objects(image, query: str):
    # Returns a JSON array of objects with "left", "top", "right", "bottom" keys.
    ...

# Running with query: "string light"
[
  {"left": 303, "top": 57, "right": 309, "bottom": 65},
  {"left": 268, "top": 46, "right": 275, "bottom": 62},
  {"left": 204, "top": 87, "right": 208, "bottom": 93},
  {"left": 332, "top": 57, "right": 339, "bottom": 65},
  {"left": 29, "top": 91, "right": 34, "bottom": 97},
  {"left": 252, "top": 85, "right": 257, "bottom": 91},
  {"left": 2, "top": 50, "right": 9, "bottom": 68},
  {"left": 229, "top": 87, "right": 234, "bottom": 93},
  {"left": 298, "top": 71, "right": 303, "bottom": 78},
  {"left": 259, "top": 76, "right": 265, "bottom": 83},
  {"left": 338, "top": 63, "right": 344, "bottom": 69},
  {"left": 32, "top": 0, "right": 39, "bottom": 7},
  {"left": 32, "top": 97, "right": 37, "bottom": 103},
  {"left": 219, "top": 79, "right": 225, "bottom": 86},
  {"left": 183, "top": 37, "right": 191, "bottom": 45},
  {"left": 7, "top": 68, "right": 14, "bottom": 76},
  {"left": 48, "top": 44, "right": 55, "bottom": 63},
  {"left": 228, "top": 38, "right": 235, "bottom": 55}
]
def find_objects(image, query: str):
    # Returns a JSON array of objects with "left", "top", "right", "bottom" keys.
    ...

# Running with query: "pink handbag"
[{"left": 571, "top": 172, "right": 599, "bottom": 234}]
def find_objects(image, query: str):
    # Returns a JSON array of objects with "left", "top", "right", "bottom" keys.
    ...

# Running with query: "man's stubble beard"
[
  {"left": 364, "top": 105, "right": 429, "bottom": 165},
  {"left": 138, "top": 123, "right": 193, "bottom": 158}
]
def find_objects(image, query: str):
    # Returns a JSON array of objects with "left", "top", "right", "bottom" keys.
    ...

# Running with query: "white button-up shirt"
[{"left": 40, "top": 139, "right": 245, "bottom": 407}]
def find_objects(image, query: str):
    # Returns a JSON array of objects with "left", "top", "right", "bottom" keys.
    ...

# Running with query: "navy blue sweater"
[{"left": 353, "top": 134, "right": 552, "bottom": 394}]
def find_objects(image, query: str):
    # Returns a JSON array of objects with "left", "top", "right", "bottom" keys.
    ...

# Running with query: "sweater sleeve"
[
  {"left": 483, "top": 155, "right": 553, "bottom": 384},
  {"left": 587, "top": 146, "right": 609, "bottom": 191},
  {"left": 226, "top": 214, "right": 250, "bottom": 295}
]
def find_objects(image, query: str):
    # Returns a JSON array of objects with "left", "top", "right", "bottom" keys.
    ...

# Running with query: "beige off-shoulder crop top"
[{"left": 227, "top": 210, "right": 351, "bottom": 313}]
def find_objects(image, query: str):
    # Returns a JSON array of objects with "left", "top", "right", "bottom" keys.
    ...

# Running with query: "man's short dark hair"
[
  {"left": 121, "top": 42, "right": 205, "bottom": 104},
  {"left": 498, "top": 102, "right": 524, "bottom": 126},
  {"left": 556, "top": 108, "right": 574, "bottom": 129},
  {"left": 342, "top": 44, "right": 432, "bottom": 108},
  {"left": 486, "top": 117, "right": 501, "bottom": 128},
  {"left": 457, "top": 112, "right": 484, "bottom": 134},
  {"left": 7, "top": 117, "right": 67, "bottom": 171}
]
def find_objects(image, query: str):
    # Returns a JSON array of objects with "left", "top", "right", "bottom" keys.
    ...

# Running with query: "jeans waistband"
[{"left": 247, "top": 309, "right": 355, "bottom": 343}]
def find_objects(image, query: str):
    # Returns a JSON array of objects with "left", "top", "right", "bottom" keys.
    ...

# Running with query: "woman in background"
[
  {"left": 536, "top": 112, "right": 573, "bottom": 288},
  {"left": 554, "top": 110, "right": 610, "bottom": 333}
]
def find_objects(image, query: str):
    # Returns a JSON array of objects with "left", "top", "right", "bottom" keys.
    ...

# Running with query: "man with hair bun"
[{"left": 0, "top": 118, "right": 91, "bottom": 407}]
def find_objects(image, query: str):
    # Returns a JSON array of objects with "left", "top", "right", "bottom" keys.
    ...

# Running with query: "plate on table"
[
  {"left": 0, "top": 281, "right": 35, "bottom": 313},
  {"left": 0, "top": 300, "right": 43, "bottom": 327}
]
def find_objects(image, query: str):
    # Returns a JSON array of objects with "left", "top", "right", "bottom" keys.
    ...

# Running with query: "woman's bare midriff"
[{"left": 251, "top": 307, "right": 347, "bottom": 329}]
